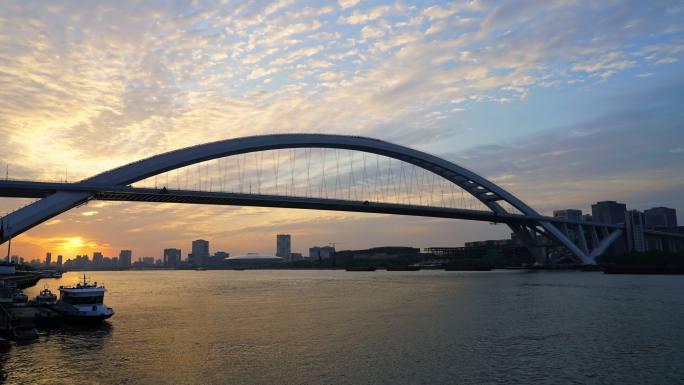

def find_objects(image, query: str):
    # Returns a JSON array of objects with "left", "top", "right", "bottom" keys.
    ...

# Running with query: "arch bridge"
[{"left": 0, "top": 134, "right": 629, "bottom": 265}]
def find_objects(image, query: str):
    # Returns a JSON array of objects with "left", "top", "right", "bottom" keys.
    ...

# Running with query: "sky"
[{"left": 1, "top": 0, "right": 683, "bottom": 261}]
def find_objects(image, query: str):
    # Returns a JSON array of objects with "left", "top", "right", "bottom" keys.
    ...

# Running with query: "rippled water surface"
[{"left": 2, "top": 270, "right": 684, "bottom": 384}]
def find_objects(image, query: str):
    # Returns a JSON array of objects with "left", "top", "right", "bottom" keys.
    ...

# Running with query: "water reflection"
[{"left": 2, "top": 270, "right": 684, "bottom": 384}]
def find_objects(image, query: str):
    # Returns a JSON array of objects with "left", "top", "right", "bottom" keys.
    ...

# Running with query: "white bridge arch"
[{"left": 1, "top": 134, "right": 623, "bottom": 264}]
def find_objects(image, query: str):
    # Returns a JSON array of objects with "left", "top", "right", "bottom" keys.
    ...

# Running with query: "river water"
[{"left": 1, "top": 270, "right": 683, "bottom": 384}]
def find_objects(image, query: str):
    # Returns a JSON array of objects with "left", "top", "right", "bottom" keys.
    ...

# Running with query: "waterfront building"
[
  {"left": 591, "top": 201, "right": 627, "bottom": 225},
  {"left": 553, "top": 209, "right": 582, "bottom": 222},
  {"left": 93, "top": 252, "right": 104, "bottom": 267},
  {"left": 644, "top": 207, "right": 677, "bottom": 230},
  {"left": 163, "top": 248, "right": 181, "bottom": 267},
  {"left": 142, "top": 257, "right": 155, "bottom": 267},
  {"left": 290, "top": 252, "right": 303, "bottom": 261},
  {"left": 214, "top": 251, "right": 229, "bottom": 259},
  {"left": 56, "top": 255, "right": 63, "bottom": 268},
  {"left": 335, "top": 246, "right": 421, "bottom": 262},
  {"left": 190, "top": 240, "right": 209, "bottom": 266},
  {"left": 119, "top": 250, "right": 132, "bottom": 268},
  {"left": 582, "top": 214, "right": 593, "bottom": 222},
  {"left": 309, "top": 246, "right": 336, "bottom": 261},
  {"left": 225, "top": 254, "right": 284, "bottom": 268},
  {"left": 276, "top": 234, "right": 291, "bottom": 262},
  {"left": 45, "top": 252, "right": 52, "bottom": 266},
  {"left": 625, "top": 210, "right": 647, "bottom": 252}
]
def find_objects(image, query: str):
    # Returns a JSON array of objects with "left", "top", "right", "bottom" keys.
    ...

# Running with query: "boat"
[
  {"left": 345, "top": 267, "right": 376, "bottom": 271},
  {"left": 12, "top": 290, "right": 28, "bottom": 307},
  {"left": 0, "top": 260, "right": 16, "bottom": 275},
  {"left": 53, "top": 274, "right": 114, "bottom": 322},
  {"left": 444, "top": 265, "right": 492, "bottom": 271},
  {"left": 31, "top": 286, "right": 57, "bottom": 306},
  {"left": 52, "top": 271, "right": 62, "bottom": 278}
]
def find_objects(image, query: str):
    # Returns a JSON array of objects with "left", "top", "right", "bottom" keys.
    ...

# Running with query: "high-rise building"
[
  {"left": 644, "top": 207, "right": 677, "bottom": 230},
  {"left": 56, "top": 255, "right": 63, "bottom": 267},
  {"left": 93, "top": 252, "right": 104, "bottom": 266},
  {"left": 119, "top": 250, "right": 132, "bottom": 268},
  {"left": 163, "top": 248, "right": 181, "bottom": 267},
  {"left": 276, "top": 234, "right": 291, "bottom": 261},
  {"left": 591, "top": 201, "right": 627, "bottom": 225},
  {"left": 626, "top": 210, "right": 646, "bottom": 252},
  {"left": 190, "top": 240, "right": 209, "bottom": 266},
  {"left": 45, "top": 252, "right": 52, "bottom": 266},
  {"left": 553, "top": 209, "right": 582, "bottom": 222}
]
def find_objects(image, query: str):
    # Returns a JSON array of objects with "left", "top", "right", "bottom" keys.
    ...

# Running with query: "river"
[{"left": 2, "top": 270, "right": 683, "bottom": 384}]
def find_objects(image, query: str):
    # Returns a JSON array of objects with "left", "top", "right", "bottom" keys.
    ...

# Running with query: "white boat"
[{"left": 54, "top": 274, "right": 114, "bottom": 322}]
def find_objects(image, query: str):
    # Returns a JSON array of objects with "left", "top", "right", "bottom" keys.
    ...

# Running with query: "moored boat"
[
  {"left": 53, "top": 274, "right": 114, "bottom": 322},
  {"left": 31, "top": 286, "right": 57, "bottom": 306},
  {"left": 345, "top": 266, "right": 376, "bottom": 271},
  {"left": 12, "top": 290, "right": 28, "bottom": 307}
]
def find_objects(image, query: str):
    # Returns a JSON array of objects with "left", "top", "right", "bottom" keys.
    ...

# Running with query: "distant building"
[
  {"left": 335, "top": 246, "right": 420, "bottom": 262},
  {"left": 225, "top": 254, "right": 284, "bottom": 268},
  {"left": 119, "top": 250, "right": 132, "bottom": 268},
  {"left": 625, "top": 210, "right": 646, "bottom": 252},
  {"left": 93, "top": 252, "right": 104, "bottom": 267},
  {"left": 190, "top": 240, "right": 209, "bottom": 266},
  {"left": 644, "top": 207, "right": 677, "bottom": 230},
  {"left": 553, "top": 209, "right": 582, "bottom": 222},
  {"left": 309, "top": 246, "right": 335, "bottom": 261},
  {"left": 290, "top": 252, "right": 303, "bottom": 261},
  {"left": 45, "top": 252, "right": 52, "bottom": 266},
  {"left": 56, "top": 255, "right": 63, "bottom": 268},
  {"left": 582, "top": 214, "right": 593, "bottom": 223},
  {"left": 214, "top": 251, "right": 229, "bottom": 259},
  {"left": 591, "top": 201, "right": 627, "bottom": 225},
  {"left": 142, "top": 257, "right": 155, "bottom": 267},
  {"left": 276, "top": 234, "right": 291, "bottom": 262},
  {"left": 163, "top": 248, "right": 181, "bottom": 267}
]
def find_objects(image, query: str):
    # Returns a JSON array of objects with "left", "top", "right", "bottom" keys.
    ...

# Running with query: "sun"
[{"left": 66, "top": 237, "right": 84, "bottom": 248}]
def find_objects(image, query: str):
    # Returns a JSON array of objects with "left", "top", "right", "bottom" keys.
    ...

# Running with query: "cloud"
[
  {"left": 338, "top": 5, "right": 392, "bottom": 25},
  {"left": 1, "top": 0, "right": 683, "bottom": 257},
  {"left": 338, "top": 0, "right": 360, "bottom": 9}
]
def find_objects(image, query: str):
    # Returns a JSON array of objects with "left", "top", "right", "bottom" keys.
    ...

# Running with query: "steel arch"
[{"left": 0, "top": 134, "right": 593, "bottom": 264}]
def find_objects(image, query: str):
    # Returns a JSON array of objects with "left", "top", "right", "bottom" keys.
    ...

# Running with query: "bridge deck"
[{"left": 0, "top": 180, "right": 625, "bottom": 228}]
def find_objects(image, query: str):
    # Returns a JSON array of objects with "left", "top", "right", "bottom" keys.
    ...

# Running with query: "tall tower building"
[
  {"left": 56, "top": 255, "right": 63, "bottom": 268},
  {"left": 119, "top": 250, "right": 132, "bottom": 267},
  {"left": 276, "top": 234, "right": 291, "bottom": 262},
  {"left": 191, "top": 240, "right": 209, "bottom": 266},
  {"left": 45, "top": 252, "right": 52, "bottom": 266}
]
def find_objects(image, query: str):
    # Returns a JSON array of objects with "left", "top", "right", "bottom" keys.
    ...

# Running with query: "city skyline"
[{"left": 1, "top": 1, "right": 683, "bottom": 260}]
